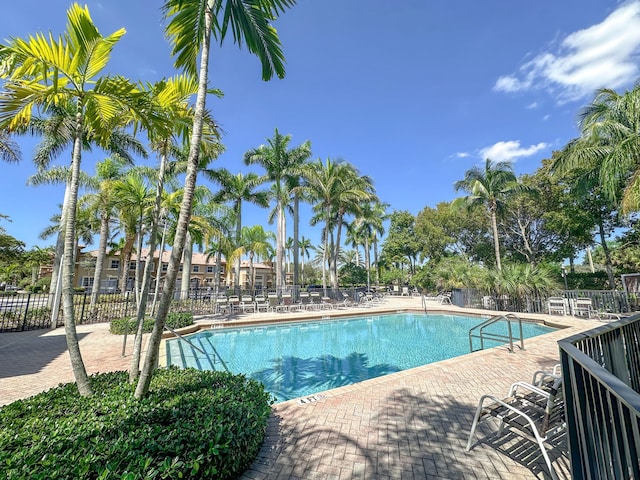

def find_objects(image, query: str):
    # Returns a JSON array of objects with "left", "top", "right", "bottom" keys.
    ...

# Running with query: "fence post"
[
  {"left": 20, "top": 293, "right": 32, "bottom": 331},
  {"left": 79, "top": 292, "right": 88, "bottom": 324}
]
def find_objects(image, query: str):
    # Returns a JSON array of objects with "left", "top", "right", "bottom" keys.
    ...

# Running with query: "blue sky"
[{"left": 3, "top": 1, "right": 640, "bottom": 254}]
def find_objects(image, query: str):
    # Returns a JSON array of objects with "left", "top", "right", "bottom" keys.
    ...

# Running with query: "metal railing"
[
  {"left": 468, "top": 313, "right": 524, "bottom": 353},
  {"left": 558, "top": 315, "right": 640, "bottom": 479}
]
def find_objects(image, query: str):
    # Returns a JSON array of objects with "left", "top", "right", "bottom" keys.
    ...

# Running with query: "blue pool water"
[{"left": 166, "top": 313, "right": 555, "bottom": 402}]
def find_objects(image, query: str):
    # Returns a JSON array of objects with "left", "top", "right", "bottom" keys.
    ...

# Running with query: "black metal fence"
[
  {"left": 450, "top": 288, "right": 634, "bottom": 315},
  {"left": 558, "top": 315, "right": 640, "bottom": 479},
  {"left": 0, "top": 286, "right": 362, "bottom": 333}
]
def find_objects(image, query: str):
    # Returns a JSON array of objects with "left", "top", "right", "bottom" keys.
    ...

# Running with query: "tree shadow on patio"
[{"left": 242, "top": 384, "right": 570, "bottom": 479}]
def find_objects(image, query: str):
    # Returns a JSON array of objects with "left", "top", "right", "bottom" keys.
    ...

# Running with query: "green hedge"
[
  {"left": 0, "top": 368, "right": 273, "bottom": 479},
  {"left": 110, "top": 312, "right": 194, "bottom": 335}
]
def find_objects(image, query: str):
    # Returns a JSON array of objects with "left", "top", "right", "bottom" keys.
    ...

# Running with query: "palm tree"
[
  {"left": 209, "top": 169, "right": 269, "bottom": 288},
  {"left": 243, "top": 129, "right": 311, "bottom": 291},
  {"left": 0, "top": 4, "right": 158, "bottom": 396},
  {"left": 549, "top": 87, "right": 640, "bottom": 287},
  {"left": 135, "top": 0, "right": 296, "bottom": 398},
  {"left": 303, "top": 158, "right": 376, "bottom": 290},
  {"left": 298, "top": 236, "right": 312, "bottom": 285},
  {"left": 22, "top": 103, "right": 147, "bottom": 316},
  {"left": 83, "top": 158, "right": 130, "bottom": 307},
  {"left": 239, "top": 225, "right": 275, "bottom": 293},
  {"left": 0, "top": 129, "right": 20, "bottom": 163},
  {"left": 113, "top": 171, "right": 154, "bottom": 303},
  {"left": 454, "top": 159, "right": 520, "bottom": 271}
]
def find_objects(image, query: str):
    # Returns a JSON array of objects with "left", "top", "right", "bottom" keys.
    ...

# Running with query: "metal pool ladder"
[
  {"left": 165, "top": 325, "right": 230, "bottom": 372},
  {"left": 468, "top": 313, "right": 525, "bottom": 353}
]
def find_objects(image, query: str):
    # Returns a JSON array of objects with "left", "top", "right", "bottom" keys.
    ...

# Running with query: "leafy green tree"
[
  {"left": 454, "top": 159, "right": 521, "bottom": 271},
  {"left": 380, "top": 210, "right": 421, "bottom": 280}
]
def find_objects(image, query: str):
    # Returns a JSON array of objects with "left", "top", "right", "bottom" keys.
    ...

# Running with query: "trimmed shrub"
[
  {"left": 0, "top": 368, "right": 273, "bottom": 479},
  {"left": 110, "top": 312, "right": 195, "bottom": 335}
]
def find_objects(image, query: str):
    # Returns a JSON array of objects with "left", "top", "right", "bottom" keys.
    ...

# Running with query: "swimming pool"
[{"left": 166, "top": 313, "right": 555, "bottom": 402}]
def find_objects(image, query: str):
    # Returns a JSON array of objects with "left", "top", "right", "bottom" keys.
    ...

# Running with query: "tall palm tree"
[
  {"left": 303, "top": 158, "right": 375, "bottom": 290},
  {"left": 22, "top": 103, "right": 147, "bottom": 316},
  {"left": 82, "top": 157, "right": 130, "bottom": 307},
  {"left": 298, "top": 235, "right": 312, "bottom": 285},
  {"left": 454, "top": 159, "right": 520, "bottom": 271},
  {"left": 136, "top": 0, "right": 296, "bottom": 398},
  {"left": 243, "top": 129, "right": 311, "bottom": 291},
  {"left": 208, "top": 169, "right": 269, "bottom": 288},
  {"left": 0, "top": 4, "right": 161, "bottom": 396}
]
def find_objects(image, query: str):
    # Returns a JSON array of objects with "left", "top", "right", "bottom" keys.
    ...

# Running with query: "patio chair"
[
  {"left": 466, "top": 375, "right": 565, "bottom": 480},
  {"left": 570, "top": 297, "right": 593, "bottom": 318},
  {"left": 239, "top": 294, "right": 256, "bottom": 313},
  {"left": 267, "top": 293, "right": 280, "bottom": 311},
  {"left": 276, "top": 293, "right": 297, "bottom": 312},
  {"left": 227, "top": 295, "right": 240, "bottom": 313},
  {"left": 254, "top": 295, "right": 270, "bottom": 312},
  {"left": 214, "top": 295, "right": 230, "bottom": 314},
  {"left": 547, "top": 297, "right": 568, "bottom": 315},
  {"left": 298, "top": 291, "right": 315, "bottom": 310}
]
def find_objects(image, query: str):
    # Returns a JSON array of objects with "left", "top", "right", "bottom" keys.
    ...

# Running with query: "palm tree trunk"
[
  {"left": 180, "top": 232, "right": 193, "bottom": 299},
  {"left": 276, "top": 199, "right": 285, "bottom": 291},
  {"left": 119, "top": 234, "right": 135, "bottom": 293},
  {"left": 135, "top": 0, "right": 212, "bottom": 399},
  {"left": 235, "top": 201, "right": 242, "bottom": 292},
  {"left": 491, "top": 210, "right": 502, "bottom": 271},
  {"left": 373, "top": 236, "right": 380, "bottom": 285},
  {"left": 90, "top": 213, "right": 110, "bottom": 307},
  {"left": 134, "top": 218, "right": 145, "bottom": 308},
  {"left": 597, "top": 220, "right": 616, "bottom": 288},
  {"left": 130, "top": 151, "right": 168, "bottom": 382},
  {"left": 49, "top": 184, "right": 71, "bottom": 326},
  {"left": 293, "top": 196, "right": 299, "bottom": 286},
  {"left": 62, "top": 109, "right": 92, "bottom": 396}
]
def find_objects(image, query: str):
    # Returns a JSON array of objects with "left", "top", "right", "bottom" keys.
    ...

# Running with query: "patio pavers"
[{"left": 1, "top": 297, "right": 593, "bottom": 479}]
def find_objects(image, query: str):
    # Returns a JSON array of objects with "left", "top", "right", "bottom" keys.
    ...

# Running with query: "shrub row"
[
  {"left": 0, "top": 368, "right": 273, "bottom": 479},
  {"left": 110, "top": 312, "right": 194, "bottom": 335}
]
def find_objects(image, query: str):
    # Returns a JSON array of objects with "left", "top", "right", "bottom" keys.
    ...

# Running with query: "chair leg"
[{"left": 466, "top": 401, "right": 484, "bottom": 451}]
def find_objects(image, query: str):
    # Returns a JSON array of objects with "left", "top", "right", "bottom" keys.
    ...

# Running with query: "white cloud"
[
  {"left": 455, "top": 152, "right": 471, "bottom": 158},
  {"left": 479, "top": 140, "right": 549, "bottom": 162},
  {"left": 495, "top": 2, "right": 640, "bottom": 102}
]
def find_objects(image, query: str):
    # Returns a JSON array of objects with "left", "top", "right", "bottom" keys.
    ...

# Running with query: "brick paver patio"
[{"left": 1, "top": 296, "right": 594, "bottom": 479}]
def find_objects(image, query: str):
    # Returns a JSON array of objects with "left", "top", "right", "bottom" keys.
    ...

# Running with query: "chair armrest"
[{"left": 508, "top": 381, "right": 551, "bottom": 399}]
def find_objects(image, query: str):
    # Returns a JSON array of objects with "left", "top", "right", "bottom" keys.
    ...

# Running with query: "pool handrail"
[
  {"left": 165, "top": 325, "right": 230, "bottom": 372},
  {"left": 468, "top": 313, "right": 525, "bottom": 353}
]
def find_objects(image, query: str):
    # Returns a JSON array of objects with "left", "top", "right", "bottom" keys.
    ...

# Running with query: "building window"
[
  {"left": 179, "top": 265, "right": 183, "bottom": 272},
  {"left": 110, "top": 259, "right": 120, "bottom": 270},
  {"left": 161, "top": 263, "right": 168, "bottom": 272},
  {"left": 81, "top": 277, "right": 94, "bottom": 287},
  {"left": 193, "top": 265, "right": 200, "bottom": 273},
  {"left": 129, "top": 261, "right": 136, "bottom": 271},
  {"left": 206, "top": 266, "right": 214, "bottom": 273}
]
